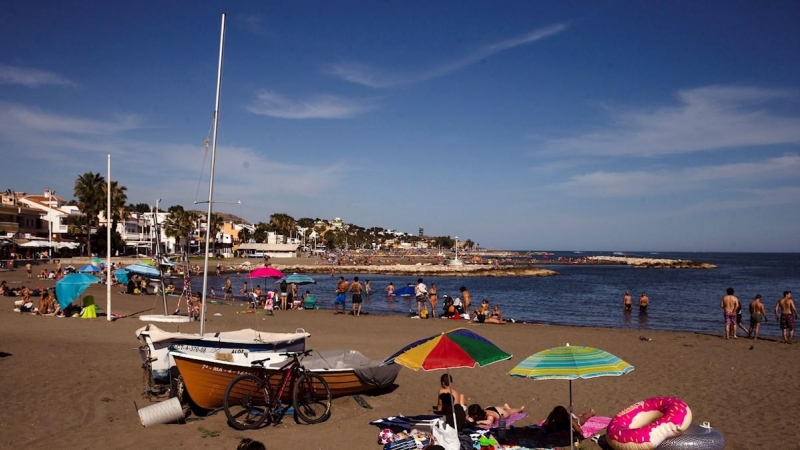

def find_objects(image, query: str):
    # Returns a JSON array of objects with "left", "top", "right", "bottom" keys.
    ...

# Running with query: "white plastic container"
[{"left": 138, "top": 397, "right": 184, "bottom": 427}]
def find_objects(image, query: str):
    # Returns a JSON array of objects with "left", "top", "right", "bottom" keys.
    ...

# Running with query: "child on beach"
[{"left": 264, "top": 291, "right": 274, "bottom": 315}]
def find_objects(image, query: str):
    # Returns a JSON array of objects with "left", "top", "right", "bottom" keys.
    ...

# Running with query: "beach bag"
[{"left": 432, "top": 418, "right": 460, "bottom": 450}]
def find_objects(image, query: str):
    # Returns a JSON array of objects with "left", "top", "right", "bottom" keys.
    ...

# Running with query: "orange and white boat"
[{"left": 173, "top": 349, "right": 401, "bottom": 411}]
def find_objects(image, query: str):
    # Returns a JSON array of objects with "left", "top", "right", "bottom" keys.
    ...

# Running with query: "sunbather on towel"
[
  {"left": 436, "top": 374, "right": 467, "bottom": 411},
  {"left": 467, "top": 403, "right": 525, "bottom": 427},
  {"left": 542, "top": 405, "right": 595, "bottom": 436}
]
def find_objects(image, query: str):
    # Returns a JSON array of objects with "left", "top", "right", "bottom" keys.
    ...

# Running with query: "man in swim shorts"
[
  {"left": 334, "top": 276, "right": 348, "bottom": 314},
  {"left": 623, "top": 291, "right": 632, "bottom": 312},
  {"left": 748, "top": 294, "right": 767, "bottom": 340},
  {"left": 349, "top": 276, "right": 363, "bottom": 316},
  {"left": 720, "top": 287, "right": 740, "bottom": 339},
  {"left": 774, "top": 291, "right": 797, "bottom": 344},
  {"left": 638, "top": 292, "right": 649, "bottom": 314}
]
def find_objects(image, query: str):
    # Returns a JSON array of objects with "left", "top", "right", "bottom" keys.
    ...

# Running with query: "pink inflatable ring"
[{"left": 606, "top": 397, "right": 692, "bottom": 450}]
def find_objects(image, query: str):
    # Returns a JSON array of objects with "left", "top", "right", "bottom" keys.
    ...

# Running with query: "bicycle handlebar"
[{"left": 250, "top": 349, "right": 313, "bottom": 366}]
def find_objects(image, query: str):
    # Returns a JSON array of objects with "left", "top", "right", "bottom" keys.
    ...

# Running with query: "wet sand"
[{"left": 0, "top": 264, "right": 795, "bottom": 450}]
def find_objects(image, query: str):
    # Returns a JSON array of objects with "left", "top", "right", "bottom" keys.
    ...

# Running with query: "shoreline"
[{"left": 0, "top": 262, "right": 797, "bottom": 450}]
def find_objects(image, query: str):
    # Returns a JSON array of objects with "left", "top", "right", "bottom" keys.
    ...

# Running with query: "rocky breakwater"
[
  {"left": 274, "top": 263, "right": 558, "bottom": 277},
  {"left": 585, "top": 256, "right": 716, "bottom": 269}
]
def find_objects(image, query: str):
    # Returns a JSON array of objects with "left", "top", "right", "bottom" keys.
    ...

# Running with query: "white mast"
[{"left": 199, "top": 13, "right": 226, "bottom": 335}]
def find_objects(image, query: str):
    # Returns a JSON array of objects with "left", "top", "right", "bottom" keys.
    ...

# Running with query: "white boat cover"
[{"left": 136, "top": 324, "right": 310, "bottom": 344}]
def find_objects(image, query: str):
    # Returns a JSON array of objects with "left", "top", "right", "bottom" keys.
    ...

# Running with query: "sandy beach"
[{"left": 1, "top": 263, "right": 796, "bottom": 450}]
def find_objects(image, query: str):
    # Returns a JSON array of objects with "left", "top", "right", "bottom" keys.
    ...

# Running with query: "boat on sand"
[
  {"left": 172, "top": 349, "right": 401, "bottom": 410},
  {"left": 137, "top": 324, "right": 309, "bottom": 383}
]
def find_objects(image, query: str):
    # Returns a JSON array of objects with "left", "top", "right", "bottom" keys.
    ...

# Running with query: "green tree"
[
  {"left": 104, "top": 181, "right": 128, "bottom": 242},
  {"left": 253, "top": 222, "right": 269, "bottom": 243},
  {"left": 164, "top": 206, "right": 198, "bottom": 257},
  {"left": 74, "top": 172, "right": 105, "bottom": 256},
  {"left": 238, "top": 227, "right": 252, "bottom": 244},
  {"left": 207, "top": 213, "right": 224, "bottom": 255},
  {"left": 269, "top": 213, "right": 296, "bottom": 239},
  {"left": 91, "top": 226, "right": 125, "bottom": 256}
]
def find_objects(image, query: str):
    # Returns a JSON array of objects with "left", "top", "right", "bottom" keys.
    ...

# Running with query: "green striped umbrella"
[{"left": 508, "top": 344, "right": 633, "bottom": 449}]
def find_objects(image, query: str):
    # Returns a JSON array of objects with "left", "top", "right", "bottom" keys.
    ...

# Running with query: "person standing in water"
[
  {"left": 638, "top": 292, "right": 649, "bottom": 314},
  {"left": 623, "top": 291, "right": 632, "bottom": 312}
]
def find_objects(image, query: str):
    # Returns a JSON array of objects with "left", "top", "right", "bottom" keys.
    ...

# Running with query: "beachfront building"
[
  {"left": 16, "top": 190, "right": 81, "bottom": 242},
  {"left": 103, "top": 210, "right": 177, "bottom": 256}
]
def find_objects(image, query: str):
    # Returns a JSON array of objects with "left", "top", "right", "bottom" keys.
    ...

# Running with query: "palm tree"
[
  {"left": 74, "top": 172, "right": 105, "bottom": 256},
  {"left": 238, "top": 227, "right": 252, "bottom": 245},
  {"left": 164, "top": 206, "right": 198, "bottom": 258},
  {"left": 253, "top": 222, "right": 269, "bottom": 243},
  {"left": 207, "top": 213, "right": 224, "bottom": 255},
  {"left": 269, "top": 213, "right": 296, "bottom": 240},
  {"left": 104, "top": 181, "right": 128, "bottom": 246}
]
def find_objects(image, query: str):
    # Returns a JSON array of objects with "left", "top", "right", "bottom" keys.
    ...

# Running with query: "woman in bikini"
[
  {"left": 486, "top": 304, "right": 506, "bottom": 324},
  {"left": 436, "top": 374, "right": 466, "bottom": 411},
  {"left": 428, "top": 283, "right": 438, "bottom": 319},
  {"left": 467, "top": 403, "right": 525, "bottom": 427}
]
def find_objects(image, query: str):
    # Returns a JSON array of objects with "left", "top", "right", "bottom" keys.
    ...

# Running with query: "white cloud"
[
  {"left": 326, "top": 23, "right": 568, "bottom": 88},
  {"left": 245, "top": 90, "right": 377, "bottom": 119},
  {"left": 0, "top": 102, "right": 141, "bottom": 135},
  {"left": 0, "top": 64, "right": 76, "bottom": 87},
  {"left": 540, "top": 85, "right": 800, "bottom": 157},
  {"left": 0, "top": 102, "right": 348, "bottom": 210},
  {"left": 550, "top": 153, "right": 800, "bottom": 198}
]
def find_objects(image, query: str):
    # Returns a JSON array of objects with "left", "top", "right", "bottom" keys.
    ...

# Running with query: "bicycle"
[{"left": 222, "top": 349, "right": 332, "bottom": 430}]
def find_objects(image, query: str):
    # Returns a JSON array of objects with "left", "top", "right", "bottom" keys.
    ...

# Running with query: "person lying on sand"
[{"left": 467, "top": 403, "right": 525, "bottom": 427}]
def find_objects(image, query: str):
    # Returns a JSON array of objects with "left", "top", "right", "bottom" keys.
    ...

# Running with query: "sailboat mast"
[{"left": 200, "top": 12, "right": 226, "bottom": 335}]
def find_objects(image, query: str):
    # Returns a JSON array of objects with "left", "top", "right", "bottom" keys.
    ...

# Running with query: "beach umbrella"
[
  {"left": 55, "top": 273, "right": 99, "bottom": 309},
  {"left": 78, "top": 264, "right": 101, "bottom": 273},
  {"left": 90, "top": 257, "right": 103, "bottom": 266},
  {"left": 247, "top": 267, "right": 285, "bottom": 279},
  {"left": 114, "top": 269, "right": 130, "bottom": 286},
  {"left": 508, "top": 344, "right": 634, "bottom": 449},
  {"left": 276, "top": 273, "right": 315, "bottom": 285},
  {"left": 387, "top": 328, "right": 512, "bottom": 432},
  {"left": 124, "top": 263, "right": 162, "bottom": 279}
]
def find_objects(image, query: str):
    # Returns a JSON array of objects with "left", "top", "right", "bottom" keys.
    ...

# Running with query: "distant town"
[{"left": 1, "top": 187, "right": 475, "bottom": 259}]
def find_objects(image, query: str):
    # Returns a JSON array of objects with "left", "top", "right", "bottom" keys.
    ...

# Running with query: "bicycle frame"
[{"left": 261, "top": 353, "right": 303, "bottom": 413}]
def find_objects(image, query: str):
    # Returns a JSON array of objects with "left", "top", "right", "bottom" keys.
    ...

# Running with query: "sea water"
[{"left": 191, "top": 252, "right": 798, "bottom": 337}]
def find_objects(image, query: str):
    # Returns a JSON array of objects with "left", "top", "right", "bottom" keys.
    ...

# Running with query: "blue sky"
[{"left": 2, "top": 1, "right": 799, "bottom": 252}]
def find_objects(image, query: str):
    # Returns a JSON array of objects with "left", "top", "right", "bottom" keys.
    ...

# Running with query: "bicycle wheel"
[
  {"left": 223, "top": 374, "right": 271, "bottom": 430},
  {"left": 292, "top": 372, "right": 332, "bottom": 424}
]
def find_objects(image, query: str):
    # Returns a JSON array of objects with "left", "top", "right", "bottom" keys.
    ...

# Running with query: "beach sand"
[{"left": 0, "top": 265, "right": 796, "bottom": 450}]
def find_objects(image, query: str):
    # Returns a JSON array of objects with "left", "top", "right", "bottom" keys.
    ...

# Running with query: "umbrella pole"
[
  {"left": 569, "top": 379, "right": 574, "bottom": 450},
  {"left": 448, "top": 368, "right": 459, "bottom": 435}
]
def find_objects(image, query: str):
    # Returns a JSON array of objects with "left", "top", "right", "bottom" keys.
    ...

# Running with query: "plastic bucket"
[{"left": 138, "top": 397, "right": 184, "bottom": 427}]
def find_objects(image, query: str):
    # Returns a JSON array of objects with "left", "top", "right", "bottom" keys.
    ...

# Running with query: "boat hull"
[
  {"left": 137, "top": 324, "right": 308, "bottom": 382},
  {"left": 173, "top": 351, "right": 400, "bottom": 411}
]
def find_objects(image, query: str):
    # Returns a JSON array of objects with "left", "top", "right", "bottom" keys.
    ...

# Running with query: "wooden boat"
[
  {"left": 172, "top": 349, "right": 401, "bottom": 410},
  {"left": 137, "top": 324, "right": 309, "bottom": 383}
]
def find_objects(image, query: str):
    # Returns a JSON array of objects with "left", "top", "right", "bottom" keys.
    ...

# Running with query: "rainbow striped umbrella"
[
  {"left": 388, "top": 328, "right": 511, "bottom": 433},
  {"left": 508, "top": 344, "right": 633, "bottom": 449},
  {"left": 387, "top": 328, "right": 511, "bottom": 371}
]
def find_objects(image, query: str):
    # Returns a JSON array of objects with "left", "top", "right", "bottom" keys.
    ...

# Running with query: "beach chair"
[
  {"left": 302, "top": 295, "right": 316, "bottom": 309},
  {"left": 80, "top": 295, "right": 97, "bottom": 319}
]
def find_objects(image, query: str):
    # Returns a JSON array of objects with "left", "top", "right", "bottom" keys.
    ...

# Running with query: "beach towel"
[
  {"left": 537, "top": 415, "right": 611, "bottom": 439},
  {"left": 477, "top": 412, "right": 529, "bottom": 430},
  {"left": 369, "top": 414, "right": 441, "bottom": 431}
]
